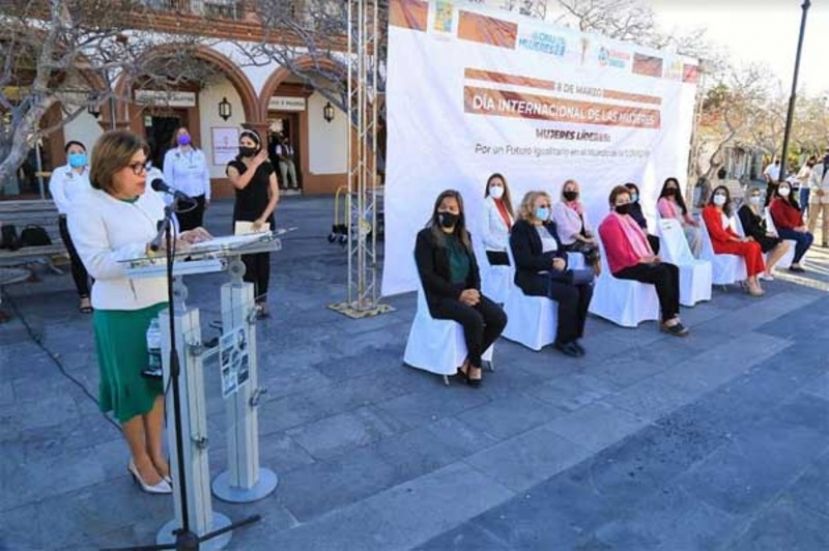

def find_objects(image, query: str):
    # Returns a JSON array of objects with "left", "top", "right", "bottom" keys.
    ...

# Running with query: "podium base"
[
  {"left": 212, "top": 468, "right": 279, "bottom": 503},
  {"left": 156, "top": 513, "right": 232, "bottom": 550}
]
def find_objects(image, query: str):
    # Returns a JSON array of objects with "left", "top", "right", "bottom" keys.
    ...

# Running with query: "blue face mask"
[
  {"left": 535, "top": 206, "right": 549, "bottom": 221},
  {"left": 68, "top": 152, "right": 87, "bottom": 168},
  {"left": 630, "top": 193, "right": 638, "bottom": 203}
]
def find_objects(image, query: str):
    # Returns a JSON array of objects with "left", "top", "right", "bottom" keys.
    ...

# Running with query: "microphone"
[{"left": 151, "top": 178, "right": 192, "bottom": 202}]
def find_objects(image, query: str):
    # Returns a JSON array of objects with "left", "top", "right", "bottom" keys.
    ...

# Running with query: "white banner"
[{"left": 383, "top": 0, "right": 698, "bottom": 296}]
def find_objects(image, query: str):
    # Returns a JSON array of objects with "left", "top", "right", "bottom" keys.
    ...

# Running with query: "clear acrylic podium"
[{"left": 123, "top": 232, "right": 281, "bottom": 550}]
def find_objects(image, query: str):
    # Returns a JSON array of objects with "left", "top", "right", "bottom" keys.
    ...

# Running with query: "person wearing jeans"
[
  {"left": 415, "top": 189, "right": 507, "bottom": 386},
  {"left": 599, "top": 185, "right": 688, "bottom": 336},
  {"left": 49, "top": 140, "right": 93, "bottom": 313},
  {"left": 771, "top": 181, "right": 814, "bottom": 272}
]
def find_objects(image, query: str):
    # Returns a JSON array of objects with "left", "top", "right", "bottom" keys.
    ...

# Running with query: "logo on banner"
[
  {"left": 517, "top": 31, "right": 566, "bottom": 57},
  {"left": 664, "top": 59, "right": 684, "bottom": 80},
  {"left": 598, "top": 47, "right": 630, "bottom": 69},
  {"left": 683, "top": 64, "right": 700, "bottom": 84},
  {"left": 632, "top": 53, "right": 663, "bottom": 78},
  {"left": 434, "top": 0, "right": 454, "bottom": 32}
]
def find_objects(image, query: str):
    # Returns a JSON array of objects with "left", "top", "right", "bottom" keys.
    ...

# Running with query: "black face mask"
[
  {"left": 615, "top": 204, "right": 631, "bottom": 215},
  {"left": 563, "top": 190, "right": 579, "bottom": 201},
  {"left": 437, "top": 211, "right": 459, "bottom": 229},
  {"left": 665, "top": 188, "right": 677, "bottom": 196},
  {"left": 239, "top": 146, "right": 257, "bottom": 158}
]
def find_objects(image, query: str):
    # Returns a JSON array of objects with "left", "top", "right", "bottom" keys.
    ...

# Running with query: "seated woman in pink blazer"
[{"left": 598, "top": 185, "right": 688, "bottom": 337}]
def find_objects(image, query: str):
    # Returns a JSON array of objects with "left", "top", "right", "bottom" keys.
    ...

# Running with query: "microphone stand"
[{"left": 105, "top": 197, "right": 259, "bottom": 551}]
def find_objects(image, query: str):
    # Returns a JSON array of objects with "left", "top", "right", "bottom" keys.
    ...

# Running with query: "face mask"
[
  {"left": 615, "top": 203, "right": 630, "bottom": 215},
  {"left": 68, "top": 152, "right": 87, "bottom": 168},
  {"left": 666, "top": 188, "right": 677, "bottom": 196},
  {"left": 749, "top": 196, "right": 762, "bottom": 206},
  {"left": 438, "top": 211, "right": 459, "bottom": 228},
  {"left": 713, "top": 194, "right": 727, "bottom": 206},
  {"left": 778, "top": 187, "right": 790, "bottom": 197},
  {"left": 563, "top": 190, "right": 579, "bottom": 201},
  {"left": 630, "top": 192, "right": 639, "bottom": 203},
  {"left": 177, "top": 134, "right": 191, "bottom": 147},
  {"left": 239, "top": 146, "right": 257, "bottom": 158},
  {"left": 535, "top": 206, "right": 549, "bottom": 221},
  {"left": 489, "top": 185, "right": 504, "bottom": 200}
]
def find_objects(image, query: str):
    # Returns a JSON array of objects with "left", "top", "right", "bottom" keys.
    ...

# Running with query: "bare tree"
[{"left": 0, "top": 0, "right": 219, "bottom": 194}]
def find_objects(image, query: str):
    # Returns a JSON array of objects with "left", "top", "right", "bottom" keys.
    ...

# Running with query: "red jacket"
[
  {"left": 702, "top": 205, "right": 738, "bottom": 247},
  {"left": 598, "top": 214, "right": 643, "bottom": 274},
  {"left": 769, "top": 198, "right": 803, "bottom": 230}
]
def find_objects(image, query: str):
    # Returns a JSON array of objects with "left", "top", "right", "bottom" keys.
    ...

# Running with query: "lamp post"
[{"left": 779, "top": 0, "right": 811, "bottom": 181}]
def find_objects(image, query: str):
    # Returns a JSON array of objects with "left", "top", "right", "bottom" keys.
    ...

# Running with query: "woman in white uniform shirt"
[
  {"left": 70, "top": 131, "right": 210, "bottom": 494},
  {"left": 481, "top": 173, "right": 515, "bottom": 266},
  {"left": 49, "top": 140, "right": 92, "bottom": 313},
  {"left": 162, "top": 127, "right": 210, "bottom": 231}
]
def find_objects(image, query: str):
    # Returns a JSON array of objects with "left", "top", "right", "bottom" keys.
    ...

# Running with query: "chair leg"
[
  {"left": 443, "top": 375, "right": 450, "bottom": 386},
  {"left": 484, "top": 359, "right": 495, "bottom": 372}
]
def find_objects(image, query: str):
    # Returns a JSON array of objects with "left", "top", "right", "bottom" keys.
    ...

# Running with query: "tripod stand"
[{"left": 106, "top": 198, "right": 259, "bottom": 551}]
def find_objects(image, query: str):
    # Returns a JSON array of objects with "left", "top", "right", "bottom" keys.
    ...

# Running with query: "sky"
[{"left": 649, "top": 0, "right": 829, "bottom": 95}]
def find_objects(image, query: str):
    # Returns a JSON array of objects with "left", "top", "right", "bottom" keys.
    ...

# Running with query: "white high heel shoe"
[{"left": 128, "top": 461, "right": 172, "bottom": 494}]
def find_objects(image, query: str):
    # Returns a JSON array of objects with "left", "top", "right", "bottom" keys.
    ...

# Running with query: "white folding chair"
[
  {"left": 501, "top": 245, "right": 557, "bottom": 351},
  {"left": 699, "top": 218, "right": 748, "bottom": 286},
  {"left": 588, "top": 239, "right": 660, "bottom": 328},
  {"left": 403, "top": 279, "right": 493, "bottom": 385},
  {"left": 478, "top": 248, "right": 511, "bottom": 306},
  {"left": 657, "top": 219, "right": 712, "bottom": 306},
  {"left": 764, "top": 208, "right": 797, "bottom": 268}
]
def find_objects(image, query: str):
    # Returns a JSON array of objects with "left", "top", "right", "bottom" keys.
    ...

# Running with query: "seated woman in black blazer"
[
  {"left": 415, "top": 189, "right": 507, "bottom": 386},
  {"left": 737, "top": 187, "right": 790, "bottom": 280},
  {"left": 510, "top": 191, "right": 593, "bottom": 357},
  {"left": 624, "top": 182, "right": 660, "bottom": 254}
]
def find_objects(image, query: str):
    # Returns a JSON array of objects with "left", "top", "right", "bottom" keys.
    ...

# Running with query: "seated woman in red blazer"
[
  {"left": 701, "top": 185, "right": 765, "bottom": 296},
  {"left": 769, "top": 181, "right": 813, "bottom": 273},
  {"left": 598, "top": 185, "right": 688, "bottom": 336}
]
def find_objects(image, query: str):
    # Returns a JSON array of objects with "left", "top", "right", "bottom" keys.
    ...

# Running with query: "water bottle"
[{"left": 145, "top": 317, "right": 162, "bottom": 378}]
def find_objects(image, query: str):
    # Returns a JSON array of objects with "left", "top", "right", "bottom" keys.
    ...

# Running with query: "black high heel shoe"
[{"left": 465, "top": 365, "right": 482, "bottom": 388}]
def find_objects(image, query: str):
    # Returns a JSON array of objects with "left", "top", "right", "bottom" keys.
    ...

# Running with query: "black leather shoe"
[{"left": 554, "top": 341, "right": 581, "bottom": 357}]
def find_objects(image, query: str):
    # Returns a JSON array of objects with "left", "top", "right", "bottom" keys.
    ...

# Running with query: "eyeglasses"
[{"left": 126, "top": 161, "right": 150, "bottom": 175}]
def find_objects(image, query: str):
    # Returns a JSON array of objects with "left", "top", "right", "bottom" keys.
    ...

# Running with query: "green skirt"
[{"left": 93, "top": 302, "right": 167, "bottom": 423}]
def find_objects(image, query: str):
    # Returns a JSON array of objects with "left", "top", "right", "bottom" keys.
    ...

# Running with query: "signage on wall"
[
  {"left": 211, "top": 127, "right": 240, "bottom": 166},
  {"left": 268, "top": 96, "right": 306, "bottom": 111},
  {"left": 135, "top": 90, "right": 197, "bottom": 108}
]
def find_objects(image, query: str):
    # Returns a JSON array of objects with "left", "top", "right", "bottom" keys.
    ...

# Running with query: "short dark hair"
[
  {"left": 64, "top": 140, "right": 86, "bottom": 153},
  {"left": 89, "top": 131, "right": 149, "bottom": 193},
  {"left": 608, "top": 185, "right": 631, "bottom": 206}
]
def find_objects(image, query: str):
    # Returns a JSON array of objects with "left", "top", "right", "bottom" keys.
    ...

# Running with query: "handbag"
[
  {"left": 19, "top": 225, "right": 52, "bottom": 247},
  {"left": 0, "top": 224, "right": 20, "bottom": 250},
  {"left": 565, "top": 268, "right": 595, "bottom": 286}
]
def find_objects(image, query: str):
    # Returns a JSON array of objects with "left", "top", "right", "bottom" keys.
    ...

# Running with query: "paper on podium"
[
  {"left": 234, "top": 221, "right": 271, "bottom": 235},
  {"left": 186, "top": 232, "right": 271, "bottom": 254}
]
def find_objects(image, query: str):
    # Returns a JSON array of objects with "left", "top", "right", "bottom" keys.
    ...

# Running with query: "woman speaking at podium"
[
  {"left": 69, "top": 130, "right": 209, "bottom": 494},
  {"left": 226, "top": 129, "right": 280, "bottom": 318}
]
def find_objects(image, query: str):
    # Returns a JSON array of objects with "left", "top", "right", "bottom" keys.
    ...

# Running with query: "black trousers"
[
  {"left": 547, "top": 279, "right": 592, "bottom": 344},
  {"left": 177, "top": 194, "right": 206, "bottom": 231},
  {"left": 242, "top": 252, "right": 271, "bottom": 303},
  {"left": 431, "top": 295, "right": 507, "bottom": 368},
  {"left": 647, "top": 234, "right": 661, "bottom": 255},
  {"left": 58, "top": 216, "right": 91, "bottom": 299},
  {"left": 614, "top": 262, "right": 680, "bottom": 321},
  {"left": 485, "top": 250, "right": 509, "bottom": 266}
]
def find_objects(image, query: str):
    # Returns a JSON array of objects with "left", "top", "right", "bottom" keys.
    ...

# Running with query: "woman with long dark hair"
[
  {"left": 414, "top": 190, "right": 507, "bottom": 386},
  {"left": 702, "top": 185, "right": 765, "bottom": 295},
  {"left": 623, "top": 182, "right": 660, "bottom": 254},
  {"left": 481, "top": 173, "right": 515, "bottom": 266},
  {"left": 657, "top": 177, "right": 701, "bottom": 256},
  {"left": 770, "top": 180, "right": 814, "bottom": 273},
  {"left": 226, "top": 129, "right": 280, "bottom": 317}
]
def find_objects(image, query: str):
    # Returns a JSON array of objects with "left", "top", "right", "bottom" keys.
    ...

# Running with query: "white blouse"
[{"left": 68, "top": 188, "right": 169, "bottom": 310}]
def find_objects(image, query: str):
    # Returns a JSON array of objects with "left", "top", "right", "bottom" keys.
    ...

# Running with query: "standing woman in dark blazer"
[
  {"left": 414, "top": 190, "right": 507, "bottom": 386},
  {"left": 226, "top": 129, "right": 280, "bottom": 317},
  {"left": 510, "top": 191, "right": 593, "bottom": 357}
]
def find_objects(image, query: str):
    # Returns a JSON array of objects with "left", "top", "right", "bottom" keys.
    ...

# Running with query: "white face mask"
[
  {"left": 778, "top": 187, "right": 791, "bottom": 197},
  {"left": 749, "top": 196, "right": 762, "bottom": 206},
  {"left": 489, "top": 185, "right": 504, "bottom": 200},
  {"left": 713, "top": 194, "right": 727, "bottom": 206}
]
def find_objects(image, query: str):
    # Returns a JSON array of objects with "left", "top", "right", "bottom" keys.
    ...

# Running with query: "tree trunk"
[{"left": 0, "top": 98, "right": 54, "bottom": 195}]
